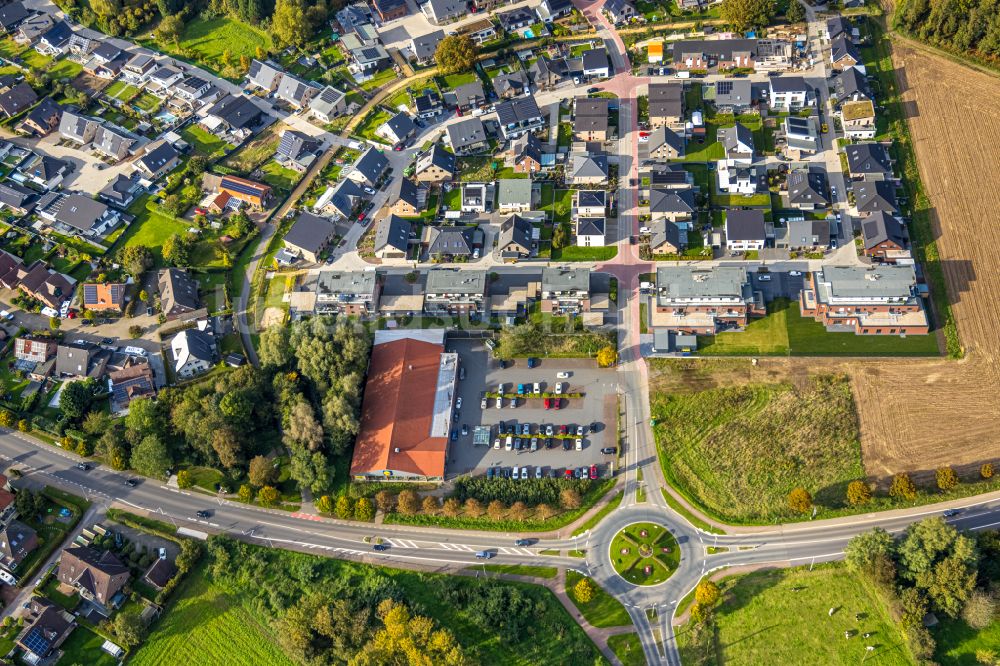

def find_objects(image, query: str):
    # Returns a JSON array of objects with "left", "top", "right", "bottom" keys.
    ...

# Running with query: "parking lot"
[{"left": 445, "top": 339, "right": 618, "bottom": 480}]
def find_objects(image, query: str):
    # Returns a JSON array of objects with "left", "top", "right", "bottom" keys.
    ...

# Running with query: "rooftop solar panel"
[
  {"left": 23, "top": 628, "right": 51, "bottom": 656},
  {"left": 717, "top": 81, "right": 732, "bottom": 95}
]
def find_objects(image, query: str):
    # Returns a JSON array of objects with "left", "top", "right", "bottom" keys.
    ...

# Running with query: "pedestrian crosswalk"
[{"left": 381, "top": 540, "right": 535, "bottom": 556}]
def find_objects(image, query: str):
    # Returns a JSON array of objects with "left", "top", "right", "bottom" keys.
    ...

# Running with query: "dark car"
[
  {"left": 562, "top": 439, "right": 571, "bottom": 451},
  {"left": 373, "top": 544, "right": 389, "bottom": 551},
  {"left": 450, "top": 430, "right": 458, "bottom": 441},
  {"left": 527, "top": 357, "right": 537, "bottom": 368},
  {"left": 125, "top": 478, "right": 138, "bottom": 487},
  {"left": 76, "top": 462, "right": 90, "bottom": 471},
  {"left": 591, "top": 422, "right": 600, "bottom": 432},
  {"left": 942, "top": 509, "right": 961, "bottom": 518},
  {"left": 196, "top": 510, "right": 210, "bottom": 519},
  {"left": 601, "top": 447, "right": 618, "bottom": 455},
  {"left": 514, "top": 539, "right": 532, "bottom": 547}
]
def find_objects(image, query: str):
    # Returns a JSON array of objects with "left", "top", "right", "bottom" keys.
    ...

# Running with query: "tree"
[
  {"left": 285, "top": 400, "right": 324, "bottom": 451},
  {"left": 596, "top": 346, "right": 617, "bottom": 368},
  {"left": 355, "top": 497, "right": 375, "bottom": 521},
  {"left": 130, "top": 434, "right": 172, "bottom": 478},
  {"left": 422, "top": 495, "right": 440, "bottom": 514},
  {"left": 176, "top": 470, "right": 192, "bottom": 489},
  {"left": 961, "top": 589, "right": 996, "bottom": 629},
  {"left": 536, "top": 503, "right": 556, "bottom": 520},
  {"left": 257, "top": 485, "right": 280, "bottom": 506},
  {"left": 487, "top": 499, "right": 505, "bottom": 520},
  {"left": 315, "top": 495, "right": 334, "bottom": 514},
  {"left": 787, "top": 487, "right": 812, "bottom": 513},
  {"left": 434, "top": 35, "right": 477, "bottom": 75},
  {"left": 464, "top": 497, "right": 484, "bottom": 517},
  {"left": 890, "top": 472, "right": 918, "bottom": 501},
  {"left": 982, "top": 463, "right": 995, "bottom": 479},
  {"left": 272, "top": 0, "right": 311, "bottom": 47},
  {"left": 138, "top": 289, "right": 148, "bottom": 303},
  {"left": 721, "top": 0, "right": 775, "bottom": 32},
  {"left": 156, "top": 14, "right": 184, "bottom": 44},
  {"left": 118, "top": 245, "right": 153, "bottom": 276},
  {"left": 552, "top": 222, "right": 571, "bottom": 249},
  {"left": 898, "top": 586, "right": 929, "bottom": 629},
  {"left": 336, "top": 495, "right": 354, "bottom": 519},
  {"left": 785, "top": 0, "right": 804, "bottom": 22},
  {"left": 573, "top": 577, "right": 595, "bottom": 604},
  {"left": 110, "top": 609, "right": 146, "bottom": 648},
  {"left": 128, "top": 325, "right": 143, "bottom": 339},
  {"left": 14, "top": 489, "right": 45, "bottom": 521},
  {"left": 17, "top": 419, "right": 28, "bottom": 432},
  {"left": 846, "top": 480, "right": 872, "bottom": 506},
  {"left": 82, "top": 411, "right": 112, "bottom": 436},
  {"left": 238, "top": 484, "right": 253, "bottom": 502},
  {"left": 49, "top": 316, "right": 60, "bottom": 331},
  {"left": 162, "top": 233, "right": 192, "bottom": 266},
  {"left": 443, "top": 497, "right": 461, "bottom": 517},
  {"left": 60, "top": 380, "right": 94, "bottom": 421},
  {"left": 0, "top": 410, "right": 13, "bottom": 428},
  {"left": 248, "top": 455, "right": 276, "bottom": 487},
  {"left": 695, "top": 580, "right": 721, "bottom": 607},
  {"left": 375, "top": 490, "right": 396, "bottom": 513},
  {"left": 924, "top": 554, "right": 977, "bottom": 617},
  {"left": 397, "top": 490, "right": 420, "bottom": 515},
  {"left": 845, "top": 528, "right": 895, "bottom": 574},
  {"left": 258, "top": 324, "right": 292, "bottom": 368},
  {"left": 560, "top": 488, "right": 581, "bottom": 509},
  {"left": 937, "top": 466, "right": 959, "bottom": 491},
  {"left": 509, "top": 500, "right": 528, "bottom": 520}
]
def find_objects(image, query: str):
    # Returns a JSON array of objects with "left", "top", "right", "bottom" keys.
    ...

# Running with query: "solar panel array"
[
  {"left": 716, "top": 80, "right": 733, "bottom": 95},
  {"left": 222, "top": 178, "right": 266, "bottom": 197},
  {"left": 82, "top": 284, "right": 98, "bottom": 305},
  {"left": 22, "top": 627, "right": 51, "bottom": 656}
]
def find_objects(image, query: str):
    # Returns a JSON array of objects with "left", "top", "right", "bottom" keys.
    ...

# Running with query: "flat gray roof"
[
  {"left": 425, "top": 269, "right": 487, "bottom": 294},
  {"left": 656, "top": 265, "right": 749, "bottom": 298},
  {"left": 820, "top": 265, "right": 916, "bottom": 299}
]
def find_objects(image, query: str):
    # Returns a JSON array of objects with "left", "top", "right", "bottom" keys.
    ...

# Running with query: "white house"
[
  {"left": 171, "top": 328, "right": 216, "bottom": 379},
  {"left": 575, "top": 217, "right": 606, "bottom": 246},
  {"left": 768, "top": 76, "right": 811, "bottom": 111}
]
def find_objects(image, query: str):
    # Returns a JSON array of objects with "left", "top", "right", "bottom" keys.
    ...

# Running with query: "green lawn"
[
  {"left": 260, "top": 161, "right": 302, "bottom": 192},
  {"left": 134, "top": 92, "right": 161, "bottom": 113},
  {"left": 121, "top": 197, "right": 191, "bottom": 266},
  {"left": 443, "top": 186, "right": 462, "bottom": 211},
  {"left": 565, "top": 570, "right": 632, "bottom": 627},
  {"left": 681, "top": 125, "right": 723, "bottom": 162},
  {"left": 442, "top": 71, "right": 478, "bottom": 88},
  {"left": 479, "top": 564, "right": 558, "bottom": 579},
  {"left": 128, "top": 565, "right": 294, "bottom": 666},
  {"left": 651, "top": 372, "right": 864, "bottom": 523},
  {"left": 698, "top": 300, "right": 790, "bottom": 355},
  {"left": 104, "top": 80, "right": 139, "bottom": 101},
  {"left": 58, "top": 626, "right": 118, "bottom": 666},
  {"left": 608, "top": 633, "right": 644, "bottom": 666},
  {"left": 48, "top": 58, "right": 82, "bottom": 80},
  {"left": 147, "top": 16, "right": 273, "bottom": 80},
  {"left": 933, "top": 614, "right": 1000, "bottom": 665},
  {"left": 552, "top": 246, "right": 618, "bottom": 261},
  {"left": 540, "top": 186, "right": 573, "bottom": 224},
  {"left": 182, "top": 125, "right": 231, "bottom": 157},
  {"left": 355, "top": 109, "right": 393, "bottom": 144},
  {"left": 710, "top": 191, "right": 772, "bottom": 207},
  {"left": 359, "top": 67, "right": 398, "bottom": 92},
  {"left": 608, "top": 523, "right": 679, "bottom": 586},
  {"left": 676, "top": 565, "right": 912, "bottom": 666}
]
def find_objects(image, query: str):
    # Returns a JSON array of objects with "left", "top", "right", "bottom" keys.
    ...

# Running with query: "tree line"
[{"left": 895, "top": 0, "right": 1000, "bottom": 65}]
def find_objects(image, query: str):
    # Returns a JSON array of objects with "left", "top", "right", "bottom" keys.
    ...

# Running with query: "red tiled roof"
[{"left": 350, "top": 338, "right": 448, "bottom": 478}]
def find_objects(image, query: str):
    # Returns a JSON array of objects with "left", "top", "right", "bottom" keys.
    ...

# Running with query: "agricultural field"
[{"left": 676, "top": 565, "right": 912, "bottom": 666}]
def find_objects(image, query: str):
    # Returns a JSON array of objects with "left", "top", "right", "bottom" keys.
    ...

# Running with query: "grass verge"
[{"left": 565, "top": 570, "right": 632, "bottom": 628}]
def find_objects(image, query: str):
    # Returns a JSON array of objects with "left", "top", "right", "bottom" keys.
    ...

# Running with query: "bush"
[
  {"left": 846, "top": 480, "right": 872, "bottom": 506},
  {"left": 452, "top": 476, "right": 595, "bottom": 508},
  {"left": 573, "top": 577, "right": 595, "bottom": 603},
  {"left": 981, "top": 463, "right": 994, "bottom": 480},
  {"left": 889, "top": 473, "right": 917, "bottom": 501},
  {"left": 176, "top": 470, "right": 192, "bottom": 489},
  {"left": 962, "top": 590, "right": 996, "bottom": 630},
  {"left": 787, "top": 487, "right": 812, "bottom": 513},
  {"left": 315, "top": 495, "right": 334, "bottom": 514},
  {"left": 936, "top": 466, "right": 959, "bottom": 491}
]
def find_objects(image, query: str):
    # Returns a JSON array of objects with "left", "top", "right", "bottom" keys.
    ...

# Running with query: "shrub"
[
  {"left": 315, "top": 495, "right": 334, "bottom": 514},
  {"left": 257, "top": 486, "right": 280, "bottom": 506},
  {"left": 238, "top": 484, "right": 253, "bottom": 502},
  {"left": 397, "top": 490, "right": 420, "bottom": 515},
  {"left": 422, "top": 495, "right": 440, "bottom": 514},
  {"left": 962, "top": 590, "right": 996, "bottom": 630},
  {"left": 176, "top": 470, "right": 193, "bottom": 489},
  {"left": 695, "top": 580, "right": 720, "bottom": 607},
  {"left": 889, "top": 473, "right": 917, "bottom": 501},
  {"left": 573, "top": 577, "right": 595, "bottom": 604},
  {"left": 981, "top": 463, "right": 994, "bottom": 480},
  {"left": 936, "top": 466, "right": 959, "bottom": 491},
  {"left": 335, "top": 495, "right": 353, "bottom": 519},
  {"left": 787, "top": 487, "right": 812, "bottom": 513},
  {"left": 846, "top": 480, "right": 872, "bottom": 506},
  {"left": 354, "top": 497, "right": 375, "bottom": 521}
]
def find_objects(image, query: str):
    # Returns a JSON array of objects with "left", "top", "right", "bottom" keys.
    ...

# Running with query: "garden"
[
  {"left": 609, "top": 522, "right": 679, "bottom": 585},
  {"left": 142, "top": 16, "right": 273, "bottom": 81}
]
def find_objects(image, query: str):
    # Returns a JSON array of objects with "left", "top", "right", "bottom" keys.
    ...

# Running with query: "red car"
[
  {"left": 589, "top": 464, "right": 597, "bottom": 480},
  {"left": 357, "top": 213, "right": 366, "bottom": 222},
  {"left": 553, "top": 398, "right": 561, "bottom": 410},
  {"left": 560, "top": 424, "right": 567, "bottom": 435},
  {"left": 564, "top": 469, "right": 573, "bottom": 478},
  {"left": 544, "top": 398, "right": 551, "bottom": 409}
]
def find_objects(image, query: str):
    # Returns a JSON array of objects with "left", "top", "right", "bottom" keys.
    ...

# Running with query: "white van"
[
  {"left": 505, "top": 436, "right": 513, "bottom": 451},
  {"left": 513, "top": 466, "right": 520, "bottom": 480}
]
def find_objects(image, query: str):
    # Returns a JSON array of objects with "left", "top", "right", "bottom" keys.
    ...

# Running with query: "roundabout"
[{"left": 609, "top": 522, "right": 680, "bottom": 586}]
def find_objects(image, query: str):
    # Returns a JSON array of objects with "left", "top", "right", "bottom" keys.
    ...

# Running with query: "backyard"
[{"left": 143, "top": 16, "right": 272, "bottom": 80}]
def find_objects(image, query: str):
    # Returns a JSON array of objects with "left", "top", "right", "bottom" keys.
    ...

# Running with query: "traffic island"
[{"left": 610, "top": 522, "right": 680, "bottom": 586}]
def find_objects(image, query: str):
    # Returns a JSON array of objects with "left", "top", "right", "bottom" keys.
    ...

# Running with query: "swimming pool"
[
  {"left": 155, "top": 110, "right": 178, "bottom": 124},
  {"left": 523, "top": 28, "right": 535, "bottom": 38}
]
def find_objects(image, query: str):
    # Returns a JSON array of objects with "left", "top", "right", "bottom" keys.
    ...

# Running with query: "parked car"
[
  {"left": 533, "top": 382, "right": 541, "bottom": 394},
  {"left": 557, "top": 371, "right": 570, "bottom": 378},
  {"left": 513, "top": 467, "right": 520, "bottom": 480},
  {"left": 544, "top": 397, "right": 551, "bottom": 409},
  {"left": 527, "top": 357, "right": 537, "bottom": 368},
  {"left": 461, "top": 424, "right": 469, "bottom": 436},
  {"left": 575, "top": 438, "right": 583, "bottom": 451},
  {"left": 76, "top": 463, "right": 90, "bottom": 471},
  {"left": 545, "top": 424, "right": 554, "bottom": 436},
  {"left": 481, "top": 397, "right": 488, "bottom": 409},
  {"left": 562, "top": 439, "right": 571, "bottom": 451},
  {"left": 456, "top": 397, "right": 463, "bottom": 409},
  {"left": 555, "top": 383, "right": 564, "bottom": 394},
  {"left": 576, "top": 425, "right": 585, "bottom": 436},
  {"left": 601, "top": 446, "right": 617, "bottom": 455},
  {"left": 494, "top": 438, "right": 501, "bottom": 449},
  {"left": 496, "top": 396, "right": 503, "bottom": 409},
  {"left": 589, "top": 464, "right": 598, "bottom": 480},
  {"left": 450, "top": 430, "right": 458, "bottom": 441}
]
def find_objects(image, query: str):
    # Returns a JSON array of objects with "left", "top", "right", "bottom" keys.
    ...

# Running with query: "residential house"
[
  {"left": 507, "top": 132, "right": 543, "bottom": 173},
  {"left": 410, "top": 30, "right": 444, "bottom": 65},
  {"left": 387, "top": 178, "right": 426, "bottom": 217},
  {"left": 0, "top": 520, "right": 37, "bottom": 571},
  {"left": 55, "top": 342, "right": 95, "bottom": 377},
  {"left": 448, "top": 81, "right": 487, "bottom": 112},
  {"left": 16, "top": 598, "right": 75, "bottom": 662},
  {"left": 649, "top": 188, "right": 696, "bottom": 222},
  {"left": 35, "top": 20, "right": 71, "bottom": 56},
  {"left": 529, "top": 56, "right": 567, "bottom": 90},
  {"left": 108, "top": 360, "right": 156, "bottom": 407},
  {"left": 14, "top": 336, "right": 56, "bottom": 363},
  {"left": 204, "top": 94, "right": 264, "bottom": 135},
  {"left": 541, "top": 267, "right": 590, "bottom": 314},
  {"left": 0, "top": 82, "right": 35, "bottom": 118},
  {"left": 497, "top": 214, "right": 533, "bottom": 258},
  {"left": 347, "top": 41, "right": 390, "bottom": 81},
  {"left": 314, "top": 178, "right": 364, "bottom": 220},
  {"left": 725, "top": 209, "right": 766, "bottom": 251},
  {"left": 171, "top": 327, "right": 217, "bottom": 378},
  {"left": 58, "top": 545, "right": 132, "bottom": 608},
  {"left": 80, "top": 282, "right": 125, "bottom": 312},
  {"left": 569, "top": 151, "right": 608, "bottom": 185},
  {"left": 497, "top": 178, "right": 532, "bottom": 213},
  {"left": 19, "top": 96, "right": 62, "bottom": 136},
  {"left": 603, "top": 0, "right": 636, "bottom": 24},
  {"left": 173, "top": 76, "right": 213, "bottom": 104},
  {"left": 158, "top": 267, "right": 201, "bottom": 319},
  {"left": 0, "top": 181, "right": 34, "bottom": 214},
  {"left": 768, "top": 76, "right": 810, "bottom": 110},
  {"left": 93, "top": 123, "right": 140, "bottom": 161},
  {"left": 446, "top": 117, "right": 489, "bottom": 154},
  {"left": 840, "top": 99, "right": 876, "bottom": 139},
  {"left": 574, "top": 97, "right": 609, "bottom": 142},
  {"left": 143, "top": 558, "right": 176, "bottom": 591},
  {"left": 373, "top": 0, "right": 408, "bottom": 21},
  {"left": 422, "top": 0, "right": 466, "bottom": 24},
  {"left": 832, "top": 67, "right": 872, "bottom": 108},
  {"left": 783, "top": 218, "right": 830, "bottom": 251},
  {"left": 414, "top": 144, "right": 456, "bottom": 184},
  {"left": 282, "top": 212, "right": 338, "bottom": 263},
  {"left": 782, "top": 115, "right": 819, "bottom": 156},
  {"left": 314, "top": 271, "right": 382, "bottom": 316},
  {"left": 37, "top": 192, "right": 123, "bottom": 239},
  {"left": 376, "top": 111, "right": 416, "bottom": 146},
  {"left": 537, "top": 0, "right": 574, "bottom": 20},
  {"left": 134, "top": 140, "right": 179, "bottom": 180},
  {"left": 275, "top": 130, "right": 320, "bottom": 173},
  {"left": 825, "top": 15, "right": 855, "bottom": 41},
  {"left": 276, "top": 74, "right": 320, "bottom": 109},
  {"left": 346, "top": 147, "right": 389, "bottom": 188},
  {"left": 121, "top": 52, "right": 157, "bottom": 84},
  {"left": 458, "top": 18, "right": 497, "bottom": 45},
  {"left": 67, "top": 31, "right": 100, "bottom": 56},
  {"left": 14, "top": 13, "right": 51, "bottom": 45},
  {"left": 414, "top": 91, "right": 444, "bottom": 119},
  {"left": 647, "top": 126, "right": 684, "bottom": 160},
  {"left": 461, "top": 182, "right": 491, "bottom": 213},
  {"left": 497, "top": 7, "right": 535, "bottom": 32},
  {"left": 852, "top": 179, "right": 897, "bottom": 215},
  {"left": 713, "top": 79, "right": 753, "bottom": 114},
  {"left": 647, "top": 83, "right": 684, "bottom": 129},
  {"left": 653, "top": 265, "right": 762, "bottom": 334},
  {"left": 247, "top": 59, "right": 285, "bottom": 92},
  {"left": 861, "top": 211, "right": 908, "bottom": 262},
  {"left": 493, "top": 70, "right": 530, "bottom": 99},
  {"left": 99, "top": 173, "right": 142, "bottom": 209},
  {"left": 786, "top": 168, "right": 829, "bottom": 209},
  {"left": 58, "top": 110, "right": 99, "bottom": 145},
  {"left": 574, "top": 190, "right": 606, "bottom": 217},
  {"left": 496, "top": 95, "right": 545, "bottom": 140},
  {"left": 648, "top": 219, "right": 687, "bottom": 255},
  {"left": 220, "top": 175, "right": 272, "bottom": 209},
  {"left": 845, "top": 142, "right": 893, "bottom": 180},
  {"left": 336, "top": 3, "right": 373, "bottom": 33},
  {"left": 831, "top": 35, "right": 863, "bottom": 72},
  {"left": 671, "top": 38, "right": 793, "bottom": 72},
  {"left": 582, "top": 48, "right": 610, "bottom": 79},
  {"left": 424, "top": 269, "right": 487, "bottom": 315},
  {"left": 717, "top": 123, "right": 755, "bottom": 194},
  {"left": 800, "top": 265, "right": 928, "bottom": 335},
  {"left": 309, "top": 86, "right": 348, "bottom": 123},
  {"left": 427, "top": 226, "right": 478, "bottom": 260},
  {"left": 146, "top": 64, "right": 184, "bottom": 96},
  {"left": 16, "top": 153, "right": 70, "bottom": 191},
  {"left": 0, "top": 3, "right": 28, "bottom": 34},
  {"left": 374, "top": 214, "right": 413, "bottom": 259},
  {"left": 575, "top": 217, "right": 606, "bottom": 246},
  {"left": 9, "top": 261, "right": 75, "bottom": 310}
]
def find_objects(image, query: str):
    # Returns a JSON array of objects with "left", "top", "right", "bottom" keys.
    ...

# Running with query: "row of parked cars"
[{"left": 486, "top": 464, "right": 600, "bottom": 480}]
